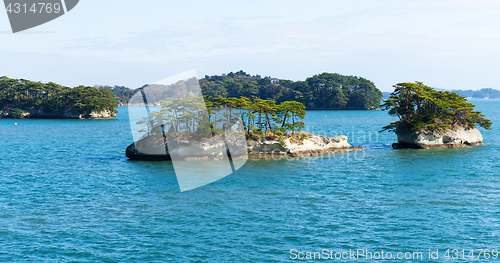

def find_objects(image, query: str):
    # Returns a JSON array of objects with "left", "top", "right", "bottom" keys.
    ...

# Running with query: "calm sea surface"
[{"left": 1, "top": 100, "right": 500, "bottom": 262}]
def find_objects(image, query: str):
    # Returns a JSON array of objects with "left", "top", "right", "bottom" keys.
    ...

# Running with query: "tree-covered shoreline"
[
  {"left": 0, "top": 76, "right": 118, "bottom": 119},
  {"left": 116, "top": 71, "right": 383, "bottom": 110}
]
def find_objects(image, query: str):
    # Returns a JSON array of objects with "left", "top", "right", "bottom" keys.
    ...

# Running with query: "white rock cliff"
[
  {"left": 126, "top": 133, "right": 364, "bottom": 160},
  {"left": 394, "top": 127, "right": 483, "bottom": 149}
]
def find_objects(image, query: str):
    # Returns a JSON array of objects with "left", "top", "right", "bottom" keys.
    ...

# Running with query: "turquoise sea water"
[{"left": 1, "top": 100, "right": 500, "bottom": 262}]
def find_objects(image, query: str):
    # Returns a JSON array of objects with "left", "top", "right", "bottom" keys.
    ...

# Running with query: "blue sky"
[{"left": 1, "top": 0, "right": 499, "bottom": 91}]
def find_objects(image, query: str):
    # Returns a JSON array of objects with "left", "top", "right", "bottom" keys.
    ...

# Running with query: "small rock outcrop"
[{"left": 393, "top": 127, "right": 483, "bottom": 149}]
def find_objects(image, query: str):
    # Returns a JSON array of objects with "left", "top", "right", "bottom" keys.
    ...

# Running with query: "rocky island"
[
  {"left": 126, "top": 95, "right": 364, "bottom": 161},
  {"left": 382, "top": 82, "right": 492, "bottom": 149},
  {"left": 0, "top": 76, "right": 118, "bottom": 119}
]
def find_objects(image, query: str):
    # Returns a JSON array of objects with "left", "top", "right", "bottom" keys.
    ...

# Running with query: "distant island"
[
  {"left": 382, "top": 82, "right": 492, "bottom": 149},
  {"left": 0, "top": 76, "right": 118, "bottom": 119},
  {"left": 448, "top": 88, "right": 500, "bottom": 99},
  {"left": 105, "top": 70, "right": 383, "bottom": 110},
  {"left": 1, "top": 71, "right": 383, "bottom": 119},
  {"left": 383, "top": 87, "right": 500, "bottom": 100}
]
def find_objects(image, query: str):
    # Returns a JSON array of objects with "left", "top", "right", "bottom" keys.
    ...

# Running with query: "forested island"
[
  {"left": 382, "top": 82, "right": 492, "bottom": 149},
  {"left": 199, "top": 71, "right": 382, "bottom": 110},
  {"left": 116, "top": 71, "right": 383, "bottom": 110},
  {"left": 0, "top": 77, "right": 118, "bottom": 119}
]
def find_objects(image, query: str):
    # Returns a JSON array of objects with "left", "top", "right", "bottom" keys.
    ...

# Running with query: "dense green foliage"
[
  {"left": 0, "top": 76, "right": 118, "bottom": 116},
  {"left": 128, "top": 78, "right": 204, "bottom": 106},
  {"left": 381, "top": 82, "right": 492, "bottom": 133},
  {"left": 200, "top": 71, "right": 382, "bottom": 110},
  {"left": 139, "top": 96, "right": 306, "bottom": 139},
  {"left": 108, "top": 71, "right": 382, "bottom": 109},
  {"left": 204, "top": 96, "right": 306, "bottom": 135},
  {"left": 101, "top": 85, "right": 137, "bottom": 105}
]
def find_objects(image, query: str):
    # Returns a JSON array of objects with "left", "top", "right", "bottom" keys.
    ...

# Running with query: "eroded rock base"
[{"left": 393, "top": 127, "right": 484, "bottom": 149}]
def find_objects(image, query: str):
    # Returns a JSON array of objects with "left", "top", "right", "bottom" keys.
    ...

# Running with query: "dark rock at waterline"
[
  {"left": 125, "top": 142, "right": 171, "bottom": 161},
  {"left": 125, "top": 134, "right": 171, "bottom": 161}
]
